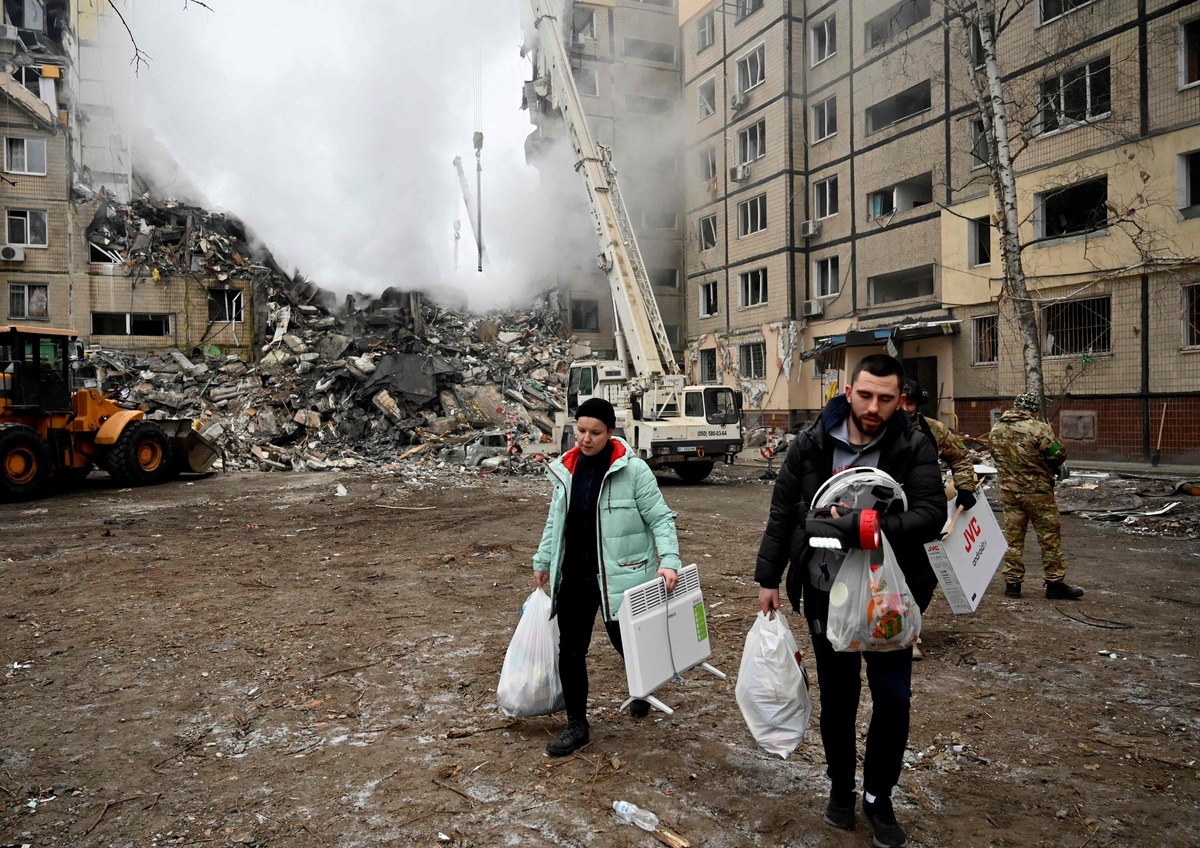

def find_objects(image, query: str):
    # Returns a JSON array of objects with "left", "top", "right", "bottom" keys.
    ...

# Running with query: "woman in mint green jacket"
[{"left": 532, "top": 398, "right": 681, "bottom": 757}]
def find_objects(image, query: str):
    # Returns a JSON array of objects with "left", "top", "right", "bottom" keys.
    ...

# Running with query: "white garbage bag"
[
  {"left": 735, "top": 609, "right": 812, "bottom": 759},
  {"left": 497, "top": 588, "right": 564, "bottom": 717}
]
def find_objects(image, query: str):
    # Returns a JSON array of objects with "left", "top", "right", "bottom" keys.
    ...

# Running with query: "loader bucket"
[{"left": 158, "top": 419, "right": 220, "bottom": 473}]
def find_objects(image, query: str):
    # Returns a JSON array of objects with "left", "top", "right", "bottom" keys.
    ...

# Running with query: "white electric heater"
[{"left": 617, "top": 564, "right": 726, "bottom": 715}]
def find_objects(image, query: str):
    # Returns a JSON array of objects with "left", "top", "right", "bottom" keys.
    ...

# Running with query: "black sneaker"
[
  {"left": 863, "top": 796, "right": 907, "bottom": 848},
  {"left": 1005, "top": 581, "right": 1021, "bottom": 598},
  {"left": 545, "top": 719, "right": 590, "bottom": 757},
  {"left": 1045, "top": 580, "right": 1084, "bottom": 600},
  {"left": 629, "top": 698, "right": 651, "bottom": 718},
  {"left": 822, "top": 790, "right": 856, "bottom": 830}
]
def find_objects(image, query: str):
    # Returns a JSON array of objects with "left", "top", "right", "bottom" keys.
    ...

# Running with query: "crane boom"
[
  {"left": 526, "top": 0, "right": 678, "bottom": 380},
  {"left": 452, "top": 155, "right": 487, "bottom": 265}
]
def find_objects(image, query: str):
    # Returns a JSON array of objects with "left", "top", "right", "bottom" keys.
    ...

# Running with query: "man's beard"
[{"left": 850, "top": 407, "right": 884, "bottom": 437}]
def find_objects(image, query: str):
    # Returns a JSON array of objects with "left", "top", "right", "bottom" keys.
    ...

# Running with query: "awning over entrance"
[{"left": 801, "top": 319, "right": 961, "bottom": 361}]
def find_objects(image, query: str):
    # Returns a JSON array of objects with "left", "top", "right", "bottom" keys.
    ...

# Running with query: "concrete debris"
[{"left": 82, "top": 256, "right": 578, "bottom": 478}]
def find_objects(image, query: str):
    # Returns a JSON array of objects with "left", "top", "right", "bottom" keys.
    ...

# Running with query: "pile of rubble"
[
  {"left": 1058, "top": 475, "right": 1200, "bottom": 539},
  {"left": 82, "top": 198, "right": 581, "bottom": 475}
]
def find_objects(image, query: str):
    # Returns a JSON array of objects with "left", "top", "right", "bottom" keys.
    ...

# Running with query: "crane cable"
[{"left": 472, "top": 40, "right": 484, "bottom": 273}]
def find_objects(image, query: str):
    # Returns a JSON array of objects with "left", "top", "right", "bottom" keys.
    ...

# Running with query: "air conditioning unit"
[
  {"left": 799, "top": 220, "right": 820, "bottom": 238},
  {"left": 729, "top": 164, "right": 750, "bottom": 182},
  {"left": 802, "top": 299, "right": 825, "bottom": 318},
  {"left": 0, "top": 24, "right": 19, "bottom": 42},
  {"left": 617, "top": 564, "right": 725, "bottom": 714},
  {"left": 0, "top": 245, "right": 26, "bottom": 262},
  {"left": 730, "top": 91, "right": 748, "bottom": 110}
]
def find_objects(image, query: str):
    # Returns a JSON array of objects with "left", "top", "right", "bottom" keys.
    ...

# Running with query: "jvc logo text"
[{"left": 963, "top": 517, "right": 982, "bottom": 553}]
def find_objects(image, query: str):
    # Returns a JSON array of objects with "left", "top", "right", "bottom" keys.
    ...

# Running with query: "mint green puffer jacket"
[{"left": 533, "top": 436, "right": 682, "bottom": 622}]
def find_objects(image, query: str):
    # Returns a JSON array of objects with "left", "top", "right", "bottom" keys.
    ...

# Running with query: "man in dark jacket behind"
[{"left": 754, "top": 354, "right": 945, "bottom": 848}]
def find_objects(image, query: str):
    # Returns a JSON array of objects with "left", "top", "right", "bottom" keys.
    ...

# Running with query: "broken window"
[
  {"left": 698, "top": 215, "right": 717, "bottom": 251},
  {"left": 740, "top": 268, "right": 767, "bottom": 307},
  {"left": 699, "top": 348, "right": 718, "bottom": 383},
  {"left": 698, "top": 78, "right": 716, "bottom": 119},
  {"left": 3, "top": 137, "right": 47, "bottom": 175},
  {"left": 1041, "top": 0, "right": 1095, "bottom": 24},
  {"left": 814, "top": 175, "right": 838, "bottom": 219},
  {"left": 8, "top": 282, "right": 48, "bottom": 320},
  {"left": 700, "top": 281, "right": 718, "bottom": 317},
  {"left": 623, "top": 37, "right": 676, "bottom": 64},
  {"left": 865, "top": 81, "right": 931, "bottom": 133},
  {"left": 1039, "top": 57, "right": 1110, "bottom": 133},
  {"left": 811, "top": 16, "right": 836, "bottom": 65},
  {"left": 626, "top": 94, "right": 674, "bottom": 116},
  {"left": 869, "top": 265, "right": 934, "bottom": 304},
  {"left": 569, "top": 298, "right": 599, "bottom": 331},
  {"left": 735, "top": 0, "right": 764, "bottom": 22},
  {"left": 739, "top": 342, "right": 766, "bottom": 379},
  {"left": 697, "top": 11, "right": 715, "bottom": 52},
  {"left": 1037, "top": 176, "right": 1108, "bottom": 239},
  {"left": 737, "top": 44, "right": 765, "bottom": 93},
  {"left": 974, "top": 315, "right": 998, "bottom": 364},
  {"left": 866, "top": 0, "right": 932, "bottom": 49},
  {"left": 88, "top": 242, "right": 121, "bottom": 263},
  {"left": 815, "top": 256, "right": 839, "bottom": 297},
  {"left": 572, "top": 8, "right": 596, "bottom": 41},
  {"left": 700, "top": 147, "right": 717, "bottom": 183},
  {"left": 970, "top": 216, "right": 992, "bottom": 266},
  {"left": 1185, "top": 18, "right": 1200, "bottom": 87},
  {"left": 9, "top": 0, "right": 46, "bottom": 30},
  {"left": 971, "top": 119, "right": 989, "bottom": 169},
  {"left": 6, "top": 209, "right": 48, "bottom": 246},
  {"left": 642, "top": 210, "right": 677, "bottom": 230},
  {"left": 812, "top": 96, "right": 837, "bottom": 141},
  {"left": 1184, "top": 284, "right": 1200, "bottom": 348},
  {"left": 574, "top": 67, "right": 599, "bottom": 97},
  {"left": 91, "top": 312, "right": 172, "bottom": 337},
  {"left": 651, "top": 268, "right": 678, "bottom": 288},
  {"left": 1180, "top": 150, "right": 1200, "bottom": 212},
  {"left": 208, "top": 288, "right": 244, "bottom": 323},
  {"left": 1042, "top": 296, "right": 1111, "bottom": 356},
  {"left": 867, "top": 173, "right": 932, "bottom": 219},
  {"left": 738, "top": 119, "right": 766, "bottom": 165},
  {"left": 738, "top": 193, "right": 767, "bottom": 237}
]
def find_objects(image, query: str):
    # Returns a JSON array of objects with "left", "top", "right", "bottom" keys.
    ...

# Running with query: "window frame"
[
  {"left": 736, "top": 43, "right": 766, "bottom": 94},
  {"left": 973, "top": 315, "right": 999, "bottom": 364},
  {"left": 737, "top": 118, "right": 767, "bottom": 165},
  {"left": 969, "top": 216, "right": 992, "bottom": 267},
  {"left": 739, "top": 267, "right": 768, "bottom": 308},
  {"left": 1180, "top": 149, "right": 1200, "bottom": 215},
  {"left": 622, "top": 36, "right": 677, "bottom": 65},
  {"left": 865, "top": 80, "right": 932, "bottom": 134},
  {"left": 812, "top": 95, "right": 837, "bottom": 142},
  {"left": 91, "top": 312, "right": 172, "bottom": 337},
  {"left": 5, "top": 208, "right": 48, "bottom": 247},
  {"left": 1035, "top": 176, "right": 1109, "bottom": 242},
  {"left": 699, "top": 281, "right": 719, "bottom": 317},
  {"left": 1039, "top": 0, "right": 1096, "bottom": 26},
  {"left": 698, "top": 77, "right": 716, "bottom": 119},
  {"left": 1041, "top": 295, "right": 1112, "bottom": 357},
  {"left": 699, "top": 347, "right": 718, "bottom": 384},
  {"left": 814, "top": 256, "right": 840, "bottom": 297},
  {"left": 814, "top": 175, "right": 839, "bottom": 219},
  {"left": 738, "top": 341, "right": 767, "bottom": 380},
  {"left": 207, "top": 288, "right": 245, "bottom": 324},
  {"left": 697, "top": 11, "right": 715, "bottom": 53},
  {"left": 7, "top": 282, "right": 49, "bottom": 321},
  {"left": 3, "top": 137, "right": 48, "bottom": 176},
  {"left": 642, "top": 210, "right": 678, "bottom": 231},
  {"left": 971, "top": 119, "right": 989, "bottom": 170},
  {"left": 569, "top": 297, "right": 601, "bottom": 332},
  {"left": 866, "top": 0, "right": 932, "bottom": 50},
  {"left": 1038, "top": 56, "right": 1111, "bottom": 135},
  {"left": 737, "top": 193, "right": 768, "bottom": 238},
  {"left": 698, "top": 215, "right": 718, "bottom": 251},
  {"left": 811, "top": 16, "right": 836, "bottom": 67},
  {"left": 699, "top": 146, "right": 718, "bottom": 183},
  {"left": 574, "top": 66, "right": 599, "bottom": 97},
  {"left": 1184, "top": 284, "right": 1200, "bottom": 349},
  {"left": 735, "top": 0, "right": 764, "bottom": 24},
  {"left": 651, "top": 268, "right": 679, "bottom": 289}
]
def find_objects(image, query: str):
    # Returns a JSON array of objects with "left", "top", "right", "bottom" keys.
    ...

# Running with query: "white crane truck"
[{"left": 524, "top": 0, "right": 743, "bottom": 483}]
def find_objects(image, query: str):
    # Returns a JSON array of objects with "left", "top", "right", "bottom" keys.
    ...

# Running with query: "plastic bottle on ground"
[{"left": 612, "top": 800, "right": 659, "bottom": 831}]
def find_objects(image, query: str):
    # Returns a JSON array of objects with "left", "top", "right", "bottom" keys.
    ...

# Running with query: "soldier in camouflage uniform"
[
  {"left": 988, "top": 391, "right": 1084, "bottom": 600},
  {"left": 902, "top": 381, "right": 979, "bottom": 512}
]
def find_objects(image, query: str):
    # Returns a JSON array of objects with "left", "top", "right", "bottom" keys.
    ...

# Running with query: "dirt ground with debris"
[{"left": 1, "top": 465, "right": 1197, "bottom": 848}]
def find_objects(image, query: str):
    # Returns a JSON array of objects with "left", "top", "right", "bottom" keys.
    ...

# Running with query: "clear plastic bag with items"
[
  {"left": 826, "top": 534, "right": 922, "bottom": 652},
  {"left": 497, "top": 588, "right": 564, "bottom": 717}
]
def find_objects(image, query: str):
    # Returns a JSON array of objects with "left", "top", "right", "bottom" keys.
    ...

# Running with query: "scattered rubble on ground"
[{"left": 1058, "top": 474, "right": 1200, "bottom": 539}]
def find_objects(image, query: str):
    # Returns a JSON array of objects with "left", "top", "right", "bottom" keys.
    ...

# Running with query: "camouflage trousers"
[{"left": 1000, "top": 492, "right": 1066, "bottom": 583}]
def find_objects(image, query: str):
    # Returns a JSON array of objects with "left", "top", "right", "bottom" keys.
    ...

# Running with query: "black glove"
[
  {"left": 954, "top": 489, "right": 977, "bottom": 511},
  {"left": 805, "top": 507, "right": 881, "bottom": 551}
]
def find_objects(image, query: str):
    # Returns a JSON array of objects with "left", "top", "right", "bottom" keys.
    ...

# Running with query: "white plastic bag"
[
  {"left": 735, "top": 610, "right": 812, "bottom": 759},
  {"left": 826, "top": 535, "right": 922, "bottom": 652},
  {"left": 497, "top": 588, "right": 564, "bottom": 717}
]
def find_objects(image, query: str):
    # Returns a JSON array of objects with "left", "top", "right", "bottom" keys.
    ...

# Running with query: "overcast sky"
[{"left": 125, "top": 0, "right": 564, "bottom": 310}]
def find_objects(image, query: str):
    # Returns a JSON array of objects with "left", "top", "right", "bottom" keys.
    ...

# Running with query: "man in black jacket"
[{"left": 755, "top": 354, "right": 945, "bottom": 848}]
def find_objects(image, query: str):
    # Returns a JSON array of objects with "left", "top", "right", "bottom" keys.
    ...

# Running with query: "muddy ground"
[{"left": 1, "top": 463, "right": 1196, "bottom": 848}]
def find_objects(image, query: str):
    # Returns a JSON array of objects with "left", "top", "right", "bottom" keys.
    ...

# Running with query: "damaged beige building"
[{"left": 1, "top": 1, "right": 253, "bottom": 356}]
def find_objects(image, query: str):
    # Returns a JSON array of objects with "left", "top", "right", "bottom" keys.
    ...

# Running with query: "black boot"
[
  {"left": 863, "top": 795, "right": 908, "bottom": 848},
  {"left": 1045, "top": 580, "right": 1084, "bottom": 600},
  {"left": 1004, "top": 581, "right": 1021, "bottom": 598},
  {"left": 629, "top": 698, "right": 651, "bottom": 718},
  {"left": 546, "top": 719, "right": 590, "bottom": 756},
  {"left": 822, "top": 789, "right": 856, "bottom": 830}
]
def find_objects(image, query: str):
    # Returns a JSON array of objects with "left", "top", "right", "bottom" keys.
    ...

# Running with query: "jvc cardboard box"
[{"left": 923, "top": 491, "right": 1007, "bottom": 614}]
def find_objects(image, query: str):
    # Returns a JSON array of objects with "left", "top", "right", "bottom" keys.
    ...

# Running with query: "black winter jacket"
[{"left": 754, "top": 394, "right": 946, "bottom": 611}]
